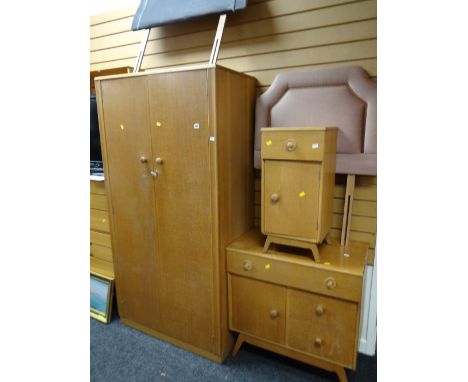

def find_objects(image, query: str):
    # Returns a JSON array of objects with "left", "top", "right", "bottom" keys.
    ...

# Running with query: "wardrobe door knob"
[
  {"left": 269, "top": 309, "right": 279, "bottom": 319},
  {"left": 139, "top": 156, "right": 148, "bottom": 163},
  {"left": 155, "top": 157, "right": 163, "bottom": 164},
  {"left": 243, "top": 260, "right": 253, "bottom": 271},
  {"left": 325, "top": 277, "right": 337, "bottom": 290},
  {"left": 270, "top": 193, "right": 280, "bottom": 203},
  {"left": 315, "top": 304, "right": 325, "bottom": 316}
]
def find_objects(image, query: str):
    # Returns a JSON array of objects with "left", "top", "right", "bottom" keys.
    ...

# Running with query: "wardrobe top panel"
[{"left": 94, "top": 64, "right": 252, "bottom": 82}]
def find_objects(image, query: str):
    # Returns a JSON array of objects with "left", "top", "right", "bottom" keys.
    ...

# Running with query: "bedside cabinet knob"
[
  {"left": 243, "top": 260, "right": 253, "bottom": 271},
  {"left": 286, "top": 139, "right": 297, "bottom": 152},
  {"left": 314, "top": 337, "right": 323, "bottom": 347},
  {"left": 325, "top": 277, "right": 337, "bottom": 290},
  {"left": 270, "top": 193, "right": 280, "bottom": 203},
  {"left": 269, "top": 309, "right": 279, "bottom": 319},
  {"left": 315, "top": 304, "right": 325, "bottom": 316}
]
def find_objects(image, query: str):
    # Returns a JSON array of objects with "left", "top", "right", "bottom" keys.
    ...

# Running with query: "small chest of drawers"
[
  {"left": 227, "top": 229, "right": 368, "bottom": 382},
  {"left": 261, "top": 127, "right": 338, "bottom": 262}
]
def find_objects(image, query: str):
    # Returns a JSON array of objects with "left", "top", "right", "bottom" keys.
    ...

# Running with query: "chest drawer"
[
  {"left": 286, "top": 289, "right": 358, "bottom": 368},
  {"left": 227, "top": 250, "right": 362, "bottom": 302}
]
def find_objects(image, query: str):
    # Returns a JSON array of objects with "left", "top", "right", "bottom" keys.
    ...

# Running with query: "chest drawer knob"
[
  {"left": 315, "top": 304, "right": 325, "bottom": 316},
  {"left": 270, "top": 193, "right": 280, "bottom": 203},
  {"left": 286, "top": 139, "right": 297, "bottom": 152},
  {"left": 243, "top": 260, "right": 253, "bottom": 271},
  {"left": 325, "top": 277, "right": 337, "bottom": 290},
  {"left": 269, "top": 309, "right": 279, "bottom": 319},
  {"left": 314, "top": 337, "right": 323, "bottom": 347}
]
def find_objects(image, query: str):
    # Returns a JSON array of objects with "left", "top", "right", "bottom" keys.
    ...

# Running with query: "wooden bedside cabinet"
[
  {"left": 227, "top": 229, "right": 368, "bottom": 382},
  {"left": 261, "top": 127, "right": 337, "bottom": 262}
]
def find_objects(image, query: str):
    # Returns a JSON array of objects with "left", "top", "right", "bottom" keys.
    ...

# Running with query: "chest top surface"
[{"left": 227, "top": 228, "right": 368, "bottom": 276}]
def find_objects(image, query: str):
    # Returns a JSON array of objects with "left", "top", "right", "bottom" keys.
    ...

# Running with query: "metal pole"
[
  {"left": 134, "top": 28, "right": 151, "bottom": 72},
  {"left": 209, "top": 14, "right": 227, "bottom": 65}
]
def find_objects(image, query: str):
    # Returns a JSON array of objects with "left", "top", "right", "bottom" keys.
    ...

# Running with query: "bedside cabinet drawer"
[
  {"left": 262, "top": 128, "right": 328, "bottom": 161},
  {"left": 230, "top": 275, "right": 286, "bottom": 344},
  {"left": 286, "top": 289, "right": 358, "bottom": 368}
]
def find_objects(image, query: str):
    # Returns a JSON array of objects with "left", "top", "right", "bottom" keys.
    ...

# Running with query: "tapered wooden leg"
[
  {"left": 264, "top": 235, "right": 321, "bottom": 263},
  {"left": 310, "top": 244, "right": 321, "bottom": 263},
  {"left": 334, "top": 366, "right": 348, "bottom": 382},
  {"left": 324, "top": 233, "right": 332, "bottom": 245},
  {"left": 232, "top": 333, "right": 245, "bottom": 357},
  {"left": 263, "top": 236, "right": 273, "bottom": 253}
]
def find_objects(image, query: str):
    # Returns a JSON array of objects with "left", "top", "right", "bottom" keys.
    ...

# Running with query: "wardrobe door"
[
  {"left": 147, "top": 70, "right": 215, "bottom": 352},
  {"left": 98, "top": 77, "right": 159, "bottom": 329}
]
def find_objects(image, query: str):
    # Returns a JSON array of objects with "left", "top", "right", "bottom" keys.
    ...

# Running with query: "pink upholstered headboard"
[{"left": 254, "top": 66, "right": 376, "bottom": 175}]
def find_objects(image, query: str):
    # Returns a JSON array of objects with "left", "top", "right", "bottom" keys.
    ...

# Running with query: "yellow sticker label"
[
  {"left": 156, "top": 121, "right": 162, "bottom": 127},
  {"left": 120, "top": 124, "right": 125, "bottom": 130},
  {"left": 299, "top": 191, "right": 306, "bottom": 198},
  {"left": 324, "top": 261, "right": 331, "bottom": 266},
  {"left": 266, "top": 140, "right": 272, "bottom": 146},
  {"left": 265, "top": 264, "right": 271, "bottom": 270}
]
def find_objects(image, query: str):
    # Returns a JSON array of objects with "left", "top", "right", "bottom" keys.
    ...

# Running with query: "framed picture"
[{"left": 90, "top": 273, "right": 114, "bottom": 324}]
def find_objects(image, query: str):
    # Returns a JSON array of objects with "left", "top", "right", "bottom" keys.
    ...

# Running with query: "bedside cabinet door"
[
  {"left": 230, "top": 275, "right": 286, "bottom": 344},
  {"left": 263, "top": 160, "right": 320, "bottom": 239},
  {"left": 286, "top": 289, "right": 358, "bottom": 368}
]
